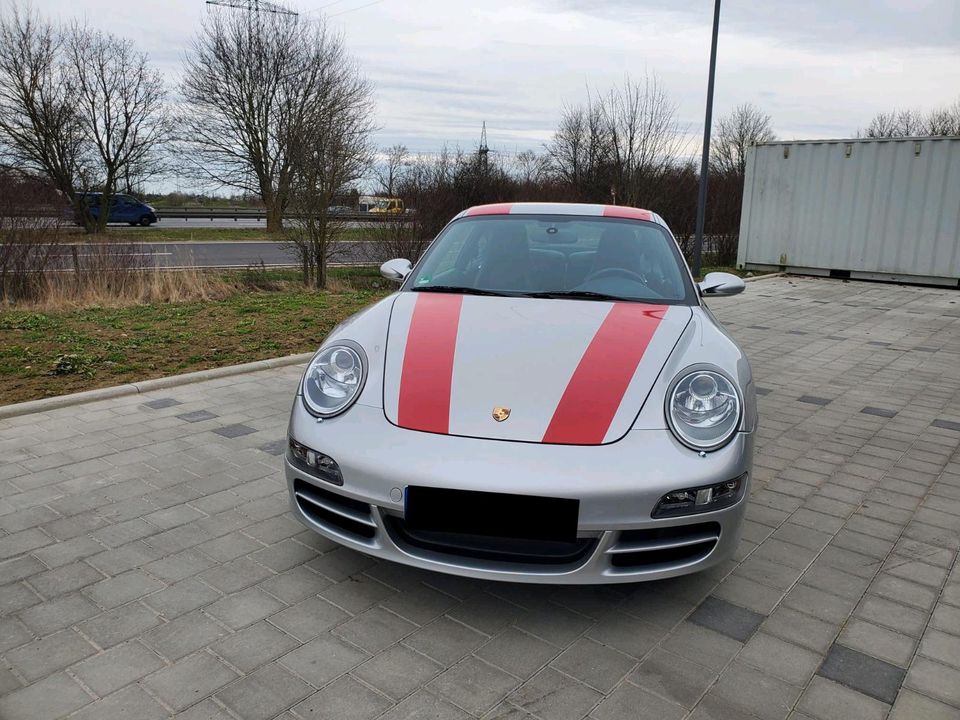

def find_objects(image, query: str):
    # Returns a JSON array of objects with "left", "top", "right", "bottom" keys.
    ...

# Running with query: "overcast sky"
[{"left": 34, "top": 0, "right": 960, "bottom": 158}]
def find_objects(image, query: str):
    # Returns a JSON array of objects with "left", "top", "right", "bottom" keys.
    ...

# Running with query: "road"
[{"left": 54, "top": 240, "right": 374, "bottom": 268}]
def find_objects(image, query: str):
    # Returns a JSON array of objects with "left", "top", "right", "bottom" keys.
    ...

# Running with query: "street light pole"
[{"left": 692, "top": 0, "right": 721, "bottom": 279}]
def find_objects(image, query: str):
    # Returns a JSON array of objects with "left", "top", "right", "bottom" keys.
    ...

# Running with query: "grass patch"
[
  {"left": 1, "top": 262, "right": 772, "bottom": 406},
  {"left": 0, "top": 266, "right": 390, "bottom": 405}
]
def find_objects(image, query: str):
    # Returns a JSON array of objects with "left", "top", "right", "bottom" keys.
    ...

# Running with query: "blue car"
[{"left": 73, "top": 192, "right": 159, "bottom": 226}]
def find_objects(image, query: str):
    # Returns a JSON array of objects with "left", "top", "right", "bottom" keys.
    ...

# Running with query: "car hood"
[{"left": 382, "top": 292, "right": 692, "bottom": 445}]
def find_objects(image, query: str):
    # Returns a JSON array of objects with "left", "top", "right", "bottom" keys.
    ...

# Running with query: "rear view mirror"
[
  {"left": 380, "top": 258, "right": 412, "bottom": 282},
  {"left": 698, "top": 272, "right": 744, "bottom": 297}
]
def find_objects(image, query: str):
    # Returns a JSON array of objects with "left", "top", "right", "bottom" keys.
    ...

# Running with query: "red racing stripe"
[
  {"left": 603, "top": 206, "right": 653, "bottom": 221},
  {"left": 398, "top": 293, "right": 464, "bottom": 433},
  {"left": 465, "top": 203, "right": 513, "bottom": 216},
  {"left": 542, "top": 303, "right": 664, "bottom": 445}
]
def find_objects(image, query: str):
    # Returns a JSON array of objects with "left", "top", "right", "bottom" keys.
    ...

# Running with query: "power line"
[
  {"left": 205, "top": 0, "right": 298, "bottom": 16},
  {"left": 327, "top": 0, "right": 384, "bottom": 18},
  {"left": 301, "top": 0, "right": 349, "bottom": 16}
]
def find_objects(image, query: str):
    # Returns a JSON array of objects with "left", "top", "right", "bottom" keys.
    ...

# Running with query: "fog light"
[
  {"left": 288, "top": 437, "right": 343, "bottom": 486},
  {"left": 652, "top": 474, "right": 746, "bottom": 518}
]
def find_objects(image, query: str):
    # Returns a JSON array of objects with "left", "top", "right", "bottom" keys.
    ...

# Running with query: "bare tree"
[
  {"left": 180, "top": 9, "right": 361, "bottom": 233},
  {"left": 0, "top": 3, "right": 88, "bottom": 214},
  {"left": 374, "top": 144, "right": 409, "bottom": 198},
  {"left": 702, "top": 104, "right": 775, "bottom": 266},
  {"left": 863, "top": 108, "right": 926, "bottom": 138},
  {"left": 712, "top": 103, "right": 775, "bottom": 176},
  {"left": 0, "top": 166, "right": 64, "bottom": 303},
  {"left": 511, "top": 149, "right": 550, "bottom": 194},
  {"left": 597, "top": 74, "right": 684, "bottom": 207},
  {"left": 547, "top": 75, "right": 685, "bottom": 206},
  {"left": 861, "top": 100, "right": 960, "bottom": 138},
  {"left": 65, "top": 24, "right": 167, "bottom": 233},
  {"left": 283, "top": 48, "right": 374, "bottom": 288},
  {"left": 926, "top": 100, "right": 960, "bottom": 136},
  {"left": 547, "top": 99, "right": 610, "bottom": 199}
]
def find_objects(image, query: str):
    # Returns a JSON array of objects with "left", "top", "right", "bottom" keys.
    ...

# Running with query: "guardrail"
[
  {"left": 20, "top": 206, "right": 413, "bottom": 223},
  {"left": 152, "top": 207, "right": 411, "bottom": 223}
]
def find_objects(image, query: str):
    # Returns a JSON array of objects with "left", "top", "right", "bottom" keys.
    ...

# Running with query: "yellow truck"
[{"left": 360, "top": 195, "right": 405, "bottom": 214}]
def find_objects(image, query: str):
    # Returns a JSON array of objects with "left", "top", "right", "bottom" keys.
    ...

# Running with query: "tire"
[{"left": 139, "top": 215, "right": 152, "bottom": 227}]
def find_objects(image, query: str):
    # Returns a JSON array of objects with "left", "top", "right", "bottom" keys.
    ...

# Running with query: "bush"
[
  {"left": 240, "top": 260, "right": 280, "bottom": 291},
  {"left": 365, "top": 219, "right": 432, "bottom": 265},
  {"left": 0, "top": 170, "right": 65, "bottom": 303}
]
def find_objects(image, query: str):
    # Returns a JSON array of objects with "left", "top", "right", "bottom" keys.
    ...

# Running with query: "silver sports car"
[{"left": 285, "top": 202, "right": 756, "bottom": 584}]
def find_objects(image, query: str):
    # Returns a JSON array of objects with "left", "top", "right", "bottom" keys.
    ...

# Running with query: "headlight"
[
  {"left": 301, "top": 343, "right": 366, "bottom": 417},
  {"left": 666, "top": 366, "right": 741, "bottom": 450}
]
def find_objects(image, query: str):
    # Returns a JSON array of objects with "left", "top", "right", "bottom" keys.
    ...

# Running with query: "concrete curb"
[
  {"left": 0, "top": 352, "right": 315, "bottom": 421},
  {"left": 743, "top": 272, "right": 785, "bottom": 282}
]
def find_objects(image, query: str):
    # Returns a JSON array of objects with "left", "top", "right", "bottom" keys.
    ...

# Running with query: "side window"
[{"left": 413, "top": 227, "right": 473, "bottom": 285}]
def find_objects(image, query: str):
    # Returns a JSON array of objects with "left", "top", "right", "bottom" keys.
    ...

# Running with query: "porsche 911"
[{"left": 285, "top": 202, "right": 756, "bottom": 583}]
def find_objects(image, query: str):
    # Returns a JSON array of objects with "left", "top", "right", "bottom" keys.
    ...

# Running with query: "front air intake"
[
  {"left": 606, "top": 522, "right": 720, "bottom": 571},
  {"left": 293, "top": 479, "right": 376, "bottom": 541}
]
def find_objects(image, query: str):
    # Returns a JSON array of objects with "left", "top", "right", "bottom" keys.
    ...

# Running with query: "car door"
[{"left": 111, "top": 195, "right": 134, "bottom": 223}]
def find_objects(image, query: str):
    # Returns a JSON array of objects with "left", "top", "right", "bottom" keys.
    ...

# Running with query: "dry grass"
[
  {"left": 0, "top": 266, "right": 390, "bottom": 405},
  {"left": 322, "top": 275, "right": 352, "bottom": 294},
  {"left": 14, "top": 267, "right": 236, "bottom": 312}
]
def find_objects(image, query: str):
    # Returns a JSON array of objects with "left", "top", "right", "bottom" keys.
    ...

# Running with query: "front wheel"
[{"left": 139, "top": 215, "right": 153, "bottom": 227}]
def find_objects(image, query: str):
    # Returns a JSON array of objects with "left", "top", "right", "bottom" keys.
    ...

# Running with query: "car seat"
[{"left": 475, "top": 223, "right": 532, "bottom": 291}]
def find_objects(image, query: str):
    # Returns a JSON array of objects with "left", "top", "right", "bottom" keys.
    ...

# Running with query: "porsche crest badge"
[{"left": 492, "top": 406, "right": 511, "bottom": 422}]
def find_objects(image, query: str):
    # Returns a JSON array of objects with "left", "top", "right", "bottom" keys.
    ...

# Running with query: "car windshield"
[{"left": 404, "top": 215, "right": 696, "bottom": 304}]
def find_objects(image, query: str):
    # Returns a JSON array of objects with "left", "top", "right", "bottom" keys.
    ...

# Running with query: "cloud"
[
  {"left": 26, "top": 0, "right": 960, "bottom": 164},
  {"left": 554, "top": 0, "right": 960, "bottom": 51}
]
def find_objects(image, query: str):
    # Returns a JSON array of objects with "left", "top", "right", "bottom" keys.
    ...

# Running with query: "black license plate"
[{"left": 404, "top": 487, "right": 579, "bottom": 543}]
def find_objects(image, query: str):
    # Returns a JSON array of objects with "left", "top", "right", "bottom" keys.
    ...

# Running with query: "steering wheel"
[{"left": 583, "top": 267, "right": 648, "bottom": 285}]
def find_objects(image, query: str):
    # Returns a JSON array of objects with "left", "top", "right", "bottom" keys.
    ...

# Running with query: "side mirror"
[
  {"left": 698, "top": 271, "right": 744, "bottom": 297},
  {"left": 380, "top": 258, "right": 412, "bottom": 282}
]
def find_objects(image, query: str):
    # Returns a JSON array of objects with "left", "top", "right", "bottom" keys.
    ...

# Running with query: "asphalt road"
[{"left": 55, "top": 240, "right": 374, "bottom": 268}]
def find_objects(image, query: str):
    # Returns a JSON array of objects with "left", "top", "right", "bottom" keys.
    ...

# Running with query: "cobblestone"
[{"left": 2, "top": 277, "right": 959, "bottom": 719}]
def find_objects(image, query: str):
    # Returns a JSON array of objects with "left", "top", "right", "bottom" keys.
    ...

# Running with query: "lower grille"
[
  {"left": 606, "top": 521, "right": 720, "bottom": 571},
  {"left": 293, "top": 479, "right": 376, "bottom": 541},
  {"left": 385, "top": 516, "right": 597, "bottom": 565}
]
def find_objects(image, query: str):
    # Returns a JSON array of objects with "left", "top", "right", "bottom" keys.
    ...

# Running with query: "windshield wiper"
[
  {"left": 411, "top": 285, "right": 516, "bottom": 297},
  {"left": 522, "top": 290, "right": 628, "bottom": 302}
]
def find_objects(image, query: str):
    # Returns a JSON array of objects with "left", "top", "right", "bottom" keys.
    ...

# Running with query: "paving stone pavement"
[{"left": 1, "top": 276, "right": 960, "bottom": 720}]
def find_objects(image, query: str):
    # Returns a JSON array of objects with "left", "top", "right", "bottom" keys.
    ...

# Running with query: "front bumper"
[{"left": 286, "top": 403, "right": 753, "bottom": 584}]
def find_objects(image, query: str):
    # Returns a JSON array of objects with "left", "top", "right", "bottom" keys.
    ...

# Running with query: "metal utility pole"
[
  {"left": 205, "top": 0, "right": 298, "bottom": 15},
  {"left": 478, "top": 122, "right": 490, "bottom": 174},
  {"left": 692, "top": 0, "right": 721, "bottom": 278}
]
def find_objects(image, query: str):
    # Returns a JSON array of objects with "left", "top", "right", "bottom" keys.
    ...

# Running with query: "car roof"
[{"left": 453, "top": 202, "right": 665, "bottom": 226}]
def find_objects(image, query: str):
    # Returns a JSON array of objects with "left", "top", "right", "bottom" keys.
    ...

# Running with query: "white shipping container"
[{"left": 737, "top": 137, "right": 960, "bottom": 286}]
